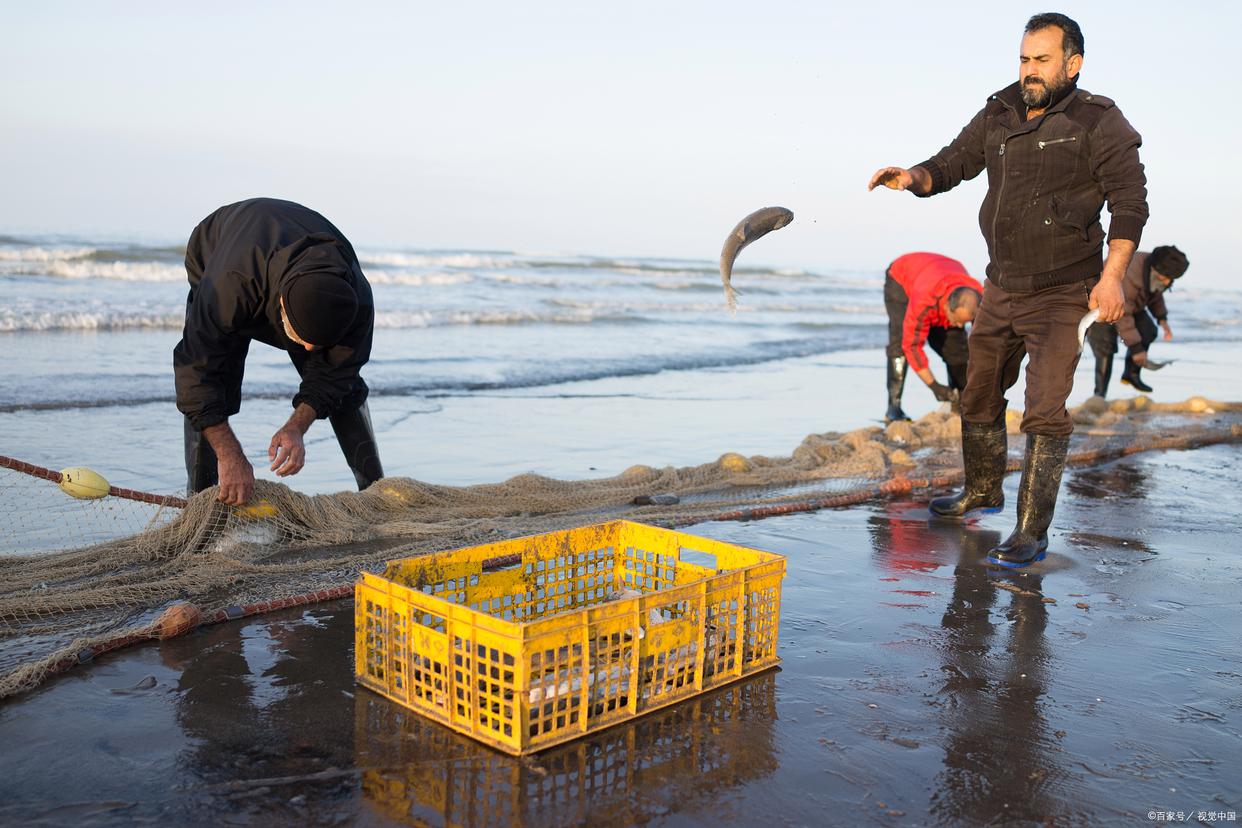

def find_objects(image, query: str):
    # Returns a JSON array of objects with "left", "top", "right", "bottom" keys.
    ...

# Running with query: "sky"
[{"left": 3, "top": 1, "right": 1236, "bottom": 287}]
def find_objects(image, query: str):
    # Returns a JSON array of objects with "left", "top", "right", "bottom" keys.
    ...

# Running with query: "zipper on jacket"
[
  {"left": 1038, "top": 136, "right": 1077, "bottom": 149},
  {"left": 991, "top": 138, "right": 1010, "bottom": 280}
]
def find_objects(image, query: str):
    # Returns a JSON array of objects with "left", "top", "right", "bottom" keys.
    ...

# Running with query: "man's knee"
[
  {"left": 1021, "top": 365, "right": 1079, "bottom": 437},
  {"left": 960, "top": 388, "right": 1007, "bottom": 427},
  {"left": 961, "top": 364, "right": 1008, "bottom": 424},
  {"left": 1018, "top": 414, "right": 1074, "bottom": 438}
]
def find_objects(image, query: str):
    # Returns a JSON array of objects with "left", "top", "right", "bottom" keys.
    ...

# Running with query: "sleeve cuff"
[
  {"left": 192, "top": 412, "right": 227, "bottom": 431},
  {"left": 1107, "top": 215, "right": 1145, "bottom": 245},
  {"left": 911, "top": 161, "right": 945, "bottom": 198},
  {"left": 187, "top": 411, "right": 226, "bottom": 431},
  {"left": 292, "top": 394, "right": 331, "bottom": 419}
]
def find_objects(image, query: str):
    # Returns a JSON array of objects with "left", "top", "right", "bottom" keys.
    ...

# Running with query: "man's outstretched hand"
[
  {"left": 268, "top": 402, "right": 317, "bottom": 479},
  {"left": 269, "top": 426, "right": 307, "bottom": 478},
  {"left": 868, "top": 166, "right": 931, "bottom": 194},
  {"left": 868, "top": 167, "right": 913, "bottom": 191}
]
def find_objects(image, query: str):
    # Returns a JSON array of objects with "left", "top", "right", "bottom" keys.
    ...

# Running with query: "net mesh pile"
[{"left": 2, "top": 395, "right": 1239, "bottom": 700}]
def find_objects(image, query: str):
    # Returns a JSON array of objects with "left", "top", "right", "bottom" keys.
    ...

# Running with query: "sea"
[{"left": 2, "top": 232, "right": 1241, "bottom": 503}]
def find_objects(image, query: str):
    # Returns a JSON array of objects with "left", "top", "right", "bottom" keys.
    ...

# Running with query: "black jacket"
[
  {"left": 914, "top": 82, "right": 1149, "bottom": 293},
  {"left": 173, "top": 198, "right": 374, "bottom": 430}
]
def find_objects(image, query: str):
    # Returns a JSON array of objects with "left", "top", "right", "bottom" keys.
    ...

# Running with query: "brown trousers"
[{"left": 962, "top": 278, "right": 1095, "bottom": 436}]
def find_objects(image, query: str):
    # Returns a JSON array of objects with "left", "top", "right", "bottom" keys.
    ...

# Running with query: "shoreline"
[{"left": 3, "top": 337, "right": 1237, "bottom": 497}]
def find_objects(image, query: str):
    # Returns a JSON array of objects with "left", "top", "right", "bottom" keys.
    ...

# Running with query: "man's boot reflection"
[{"left": 932, "top": 528, "right": 1056, "bottom": 824}]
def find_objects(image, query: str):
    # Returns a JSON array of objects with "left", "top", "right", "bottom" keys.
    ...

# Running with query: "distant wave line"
[
  {"left": 2, "top": 241, "right": 846, "bottom": 285},
  {"left": 0, "top": 308, "right": 683, "bottom": 333},
  {"left": 0, "top": 334, "right": 885, "bottom": 414}
]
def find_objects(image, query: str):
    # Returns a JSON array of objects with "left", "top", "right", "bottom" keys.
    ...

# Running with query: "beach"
[
  {"left": 1, "top": 236, "right": 1241, "bottom": 825},
  {"left": 1, "top": 444, "right": 1239, "bottom": 826}
]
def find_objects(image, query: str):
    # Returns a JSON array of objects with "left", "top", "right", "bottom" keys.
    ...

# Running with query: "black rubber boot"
[
  {"left": 987, "top": 434, "right": 1069, "bottom": 568},
  {"left": 1120, "top": 364, "right": 1152, "bottom": 393},
  {"left": 331, "top": 401, "right": 384, "bottom": 490},
  {"left": 929, "top": 421, "right": 1007, "bottom": 519},
  {"left": 184, "top": 418, "right": 219, "bottom": 495},
  {"left": 885, "top": 356, "right": 911, "bottom": 423},
  {"left": 1093, "top": 355, "right": 1112, "bottom": 398}
]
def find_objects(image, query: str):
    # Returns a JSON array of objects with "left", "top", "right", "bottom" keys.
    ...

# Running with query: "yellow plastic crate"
[{"left": 354, "top": 519, "right": 786, "bottom": 755}]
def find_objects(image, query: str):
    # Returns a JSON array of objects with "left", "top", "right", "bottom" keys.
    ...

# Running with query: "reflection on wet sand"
[
  {"left": 166, "top": 605, "right": 359, "bottom": 819},
  {"left": 1065, "top": 459, "right": 1158, "bottom": 557},
  {"left": 355, "top": 671, "right": 778, "bottom": 827},
  {"left": 931, "top": 529, "right": 1056, "bottom": 825},
  {"left": 1067, "top": 458, "right": 1150, "bottom": 501},
  {"left": 867, "top": 507, "right": 1062, "bottom": 824}
]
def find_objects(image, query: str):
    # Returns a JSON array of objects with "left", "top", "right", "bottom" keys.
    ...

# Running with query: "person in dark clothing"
[
  {"left": 867, "top": 13, "right": 1148, "bottom": 568},
  {"left": 883, "top": 252, "right": 984, "bottom": 423},
  {"left": 1086, "top": 245, "right": 1188, "bottom": 396},
  {"left": 173, "top": 198, "right": 384, "bottom": 506}
]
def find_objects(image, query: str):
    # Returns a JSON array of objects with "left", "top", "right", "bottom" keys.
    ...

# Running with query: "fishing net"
[{"left": 2, "top": 395, "right": 1239, "bottom": 700}]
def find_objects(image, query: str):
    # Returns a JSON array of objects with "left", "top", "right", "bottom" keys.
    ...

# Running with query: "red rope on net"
[
  {"left": 36, "top": 586, "right": 357, "bottom": 685},
  {"left": 0, "top": 454, "right": 186, "bottom": 509}
]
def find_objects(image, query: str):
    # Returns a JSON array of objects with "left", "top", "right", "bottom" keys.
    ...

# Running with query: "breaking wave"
[{"left": 0, "top": 307, "right": 645, "bottom": 333}]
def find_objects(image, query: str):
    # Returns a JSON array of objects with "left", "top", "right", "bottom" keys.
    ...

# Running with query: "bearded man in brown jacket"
[{"left": 867, "top": 12, "right": 1149, "bottom": 568}]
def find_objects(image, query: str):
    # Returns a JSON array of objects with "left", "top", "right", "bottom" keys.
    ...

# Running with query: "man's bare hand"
[
  {"left": 868, "top": 166, "right": 914, "bottom": 191},
  {"left": 1161, "top": 321, "right": 1173, "bottom": 341},
  {"left": 217, "top": 454, "right": 255, "bottom": 506},
  {"left": 1131, "top": 350, "right": 1148, "bottom": 368},
  {"left": 269, "top": 426, "right": 307, "bottom": 477},
  {"left": 201, "top": 421, "right": 254, "bottom": 505},
  {"left": 1088, "top": 277, "right": 1125, "bottom": 323}
]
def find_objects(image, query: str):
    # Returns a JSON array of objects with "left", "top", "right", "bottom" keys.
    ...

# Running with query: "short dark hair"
[
  {"left": 1025, "top": 12, "right": 1084, "bottom": 59},
  {"left": 948, "top": 286, "right": 981, "bottom": 313}
]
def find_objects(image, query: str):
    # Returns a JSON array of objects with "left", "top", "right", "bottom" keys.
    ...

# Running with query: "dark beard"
[{"left": 1021, "top": 74, "right": 1067, "bottom": 109}]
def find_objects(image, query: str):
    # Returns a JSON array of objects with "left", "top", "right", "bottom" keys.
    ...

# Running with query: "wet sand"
[{"left": 1, "top": 442, "right": 1239, "bottom": 826}]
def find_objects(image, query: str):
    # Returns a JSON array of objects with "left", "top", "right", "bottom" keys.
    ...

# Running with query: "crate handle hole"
[
  {"left": 413, "top": 611, "right": 446, "bottom": 631},
  {"left": 679, "top": 547, "right": 719, "bottom": 571}
]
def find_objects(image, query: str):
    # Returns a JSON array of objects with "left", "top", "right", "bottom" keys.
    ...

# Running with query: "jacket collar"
[{"left": 991, "top": 78, "right": 1080, "bottom": 131}]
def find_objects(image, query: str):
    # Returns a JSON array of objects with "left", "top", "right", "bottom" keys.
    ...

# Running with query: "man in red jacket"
[{"left": 884, "top": 252, "right": 984, "bottom": 422}]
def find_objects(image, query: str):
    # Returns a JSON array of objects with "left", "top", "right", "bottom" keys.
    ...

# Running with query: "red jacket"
[{"left": 888, "top": 253, "right": 982, "bottom": 372}]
